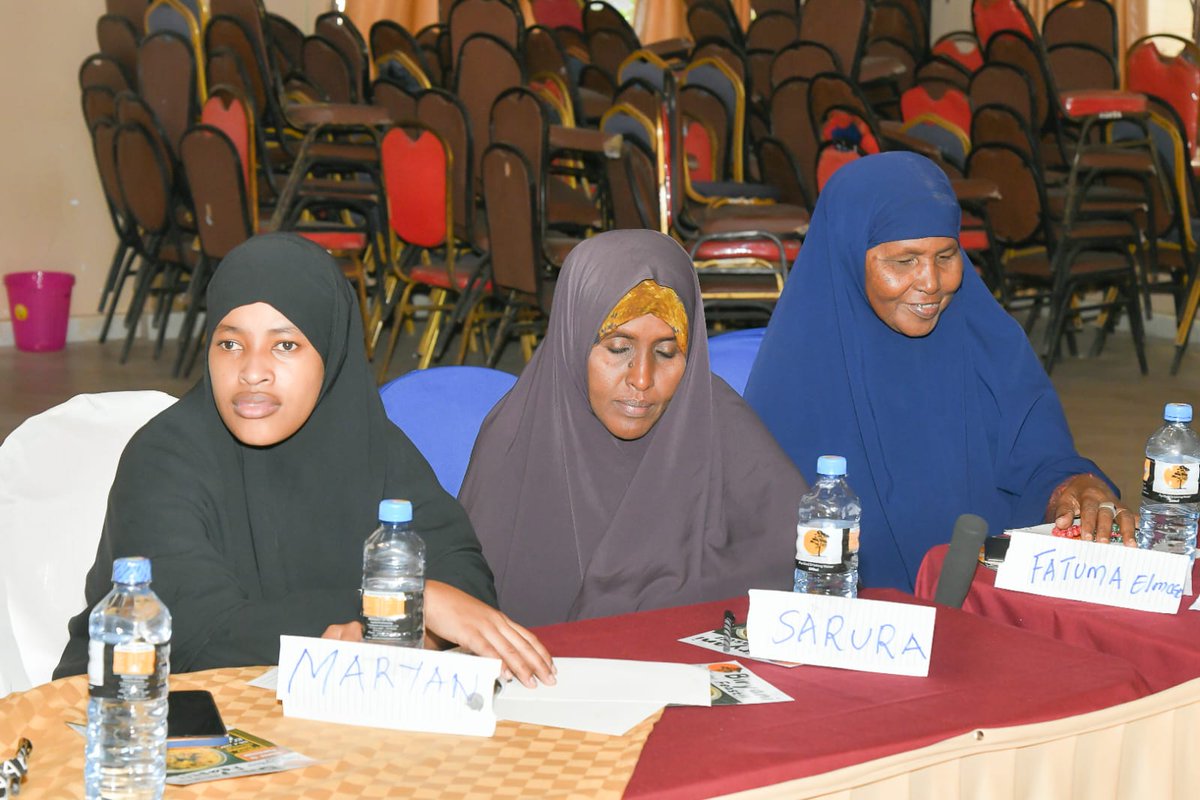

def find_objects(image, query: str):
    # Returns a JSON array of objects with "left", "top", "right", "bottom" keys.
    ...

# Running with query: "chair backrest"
[
  {"left": 376, "top": 52, "right": 433, "bottom": 92},
  {"left": 372, "top": 78, "right": 421, "bottom": 123},
  {"left": 482, "top": 142, "right": 542, "bottom": 298},
  {"left": 972, "top": 0, "right": 1035, "bottom": 50},
  {"left": 0, "top": 391, "right": 177, "bottom": 693},
  {"left": 417, "top": 89, "right": 475, "bottom": 244},
  {"left": 770, "top": 41, "right": 840, "bottom": 88},
  {"left": 266, "top": 12, "right": 304, "bottom": 77},
  {"left": 455, "top": 33, "right": 526, "bottom": 193},
  {"left": 707, "top": 328, "right": 766, "bottom": 395},
  {"left": 799, "top": 0, "right": 869, "bottom": 78},
  {"left": 901, "top": 84, "right": 971, "bottom": 134},
  {"left": 206, "top": 14, "right": 271, "bottom": 120},
  {"left": 381, "top": 124, "right": 453, "bottom": 251},
  {"left": 378, "top": 367, "right": 516, "bottom": 496},
  {"left": 746, "top": 11, "right": 799, "bottom": 53},
  {"left": 587, "top": 28, "right": 635, "bottom": 79},
  {"left": 1126, "top": 37, "right": 1200, "bottom": 166},
  {"left": 753, "top": 0, "right": 797, "bottom": 13},
  {"left": 490, "top": 87, "right": 549, "bottom": 198},
  {"left": 687, "top": 2, "right": 743, "bottom": 50},
  {"left": 1046, "top": 43, "right": 1116, "bottom": 92},
  {"left": 682, "top": 57, "right": 745, "bottom": 181},
  {"left": 680, "top": 83, "right": 730, "bottom": 183},
  {"left": 181, "top": 124, "right": 254, "bottom": 259},
  {"left": 969, "top": 62, "right": 1036, "bottom": 132},
  {"left": 985, "top": 31, "right": 1053, "bottom": 133},
  {"left": 1042, "top": 0, "right": 1116, "bottom": 61},
  {"left": 371, "top": 19, "right": 434, "bottom": 82},
  {"left": 144, "top": 0, "right": 207, "bottom": 100},
  {"left": 769, "top": 76, "right": 817, "bottom": 201},
  {"left": 754, "top": 135, "right": 810, "bottom": 207},
  {"left": 97, "top": 14, "right": 140, "bottom": 87},
  {"left": 691, "top": 38, "right": 747, "bottom": 85},
  {"left": 79, "top": 53, "right": 131, "bottom": 93},
  {"left": 530, "top": 0, "right": 584, "bottom": 30},
  {"left": 966, "top": 141, "right": 1047, "bottom": 249},
  {"left": 315, "top": 11, "right": 370, "bottom": 102},
  {"left": 932, "top": 32, "right": 983, "bottom": 74},
  {"left": 90, "top": 118, "right": 129, "bottom": 220},
  {"left": 82, "top": 85, "right": 118, "bottom": 131},
  {"left": 210, "top": 0, "right": 274, "bottom": 82},
  {"left": 617, "top": 49, "right": 670, "bottom": 92},
  {"left": 601, "top": 102, "right": 666, "bottom": 231},
  {"left": 971, "top": 102, "right": 1038, "bottom": 162},
  {"left": 869, "top": 1, "right": 923, "bottom": 60},
  {"left": 201, "top": 87, "right": 255, "bottom": 202},
  {"left": 450, "top": 0, "right": 525, "bottom": 73},
  {"left": 114, "top": 121, "right": 173, "bottom": 233},
  {"left": 302, "top": 34, "right": 357, "bottom": 103},
  {"left": 138, "top": 30, "right": 198, "bottom": 160},
  {"left": 107, "top": 0, "right": 150, "bottom": 37},
  {"left": 115, "top": 90, "right": 174, "bottom": 182}
]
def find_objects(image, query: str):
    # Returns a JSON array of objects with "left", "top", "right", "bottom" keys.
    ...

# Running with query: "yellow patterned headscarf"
[{"left": 596, "top": 279, "right": 689, "bottom": 355}]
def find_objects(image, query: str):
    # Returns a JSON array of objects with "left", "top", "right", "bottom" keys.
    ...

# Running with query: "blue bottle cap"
[
  {"left": 112, "top": 557, "right": 151, "bottom": 585},
  {"left": 379, "top": 499, "right": 413, "bottom": 523},
  {"left": 1165, "top": 403, "right": 1193, "bottom": 423},
  {"left": 816, "top": 455, "right": 847, "bottom": 476}
]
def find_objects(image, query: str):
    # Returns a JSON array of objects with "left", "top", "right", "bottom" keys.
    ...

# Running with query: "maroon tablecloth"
[
  {"left": 916, "top": 544, "right": 1200, "bottom": 693},
  {"left": 532, "top": 589, "right": 1150, "bottom": 799}
]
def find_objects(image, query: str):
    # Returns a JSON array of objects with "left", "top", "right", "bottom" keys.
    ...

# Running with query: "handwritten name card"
[
  {"left": 746, "top": 590, "right": 936, "bottom": 677},
  {"left": 276, "top": 636, "right": 501, "bottom": 737},
  {"left": 995, "top": 530, "right": 1190, "bottom": 614}
]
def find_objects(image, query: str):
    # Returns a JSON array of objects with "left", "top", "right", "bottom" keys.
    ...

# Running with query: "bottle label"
[
  {"left": 88, "top": 641, "right": 169, "bottom": 700},
  {"left": 1143, "top": 458, "right": 1200, "bottom": 503},
  {"left": 362, "top": 590, "right": 408, "bottom": 620},
  {"left": 795, "top": 523, "right": 859, "bottom": 573}
]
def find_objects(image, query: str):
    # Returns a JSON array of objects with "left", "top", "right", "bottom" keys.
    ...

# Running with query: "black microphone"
[{"left": 934, "top": 514, "right": 989, "bottom": 608}]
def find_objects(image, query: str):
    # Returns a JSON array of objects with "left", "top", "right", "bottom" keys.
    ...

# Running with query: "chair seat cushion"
[
  {"left": 1060, "top": 90, "right": 1147, "bottom": 118},
  {"left": 692, "top": 238, "right": 801, "bottom": 264},
  {"left": 693, "top": 203, "right": 811, "bottom": 236},
  {"left": 1007, "top": 249, "right": 1130, "bottom": 280},
  {"left": 544, "top": 234, "right": 582, "bottom": 267},
  {"left": 547, "top": 178, "right": 601, "bottom": 228},
  {"left": 297, "top": 231, "right": 368, "bottom": 251},
  {"left": 959, "top": 229, "right": 990, "bottom": 251},
  {"left": 692, "top": 180, "right": 781, "bottom": 201},
  {"left": 409, "top": 263, "right": 492, "bottom": 292}
]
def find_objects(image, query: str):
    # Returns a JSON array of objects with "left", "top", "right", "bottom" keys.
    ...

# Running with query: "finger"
[
  {"left": 1115, "top": 507, "right": 1138, "bottom": 546},
  {"left": 507, "top": 622, "right": 557, "bottom": 681},
  {"left": 1095, "top": 504, "right": 1116, "bottom": 542},
  {"left": 489, "top": 623, "right": 550, "bottom": 688},
  {"left": 464, "top": 623, "right": 541, "bottom": 688},
  {"left": 1078, "top": 498, "right": 1100, "bottom": 540},
  {"left": 1053, "top": 494, "right": 1078, "bottom": 527}
]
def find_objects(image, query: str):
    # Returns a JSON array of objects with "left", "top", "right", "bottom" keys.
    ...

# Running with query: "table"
[
  {"left": 533, "top": 590, "right": 1149, "bottom": 799},
  {"left": 0, "top": 591, "right": 1158, "bottom": 799},
  {"left": 916, "top": 544, "right": 1200, "bottom": 694}
]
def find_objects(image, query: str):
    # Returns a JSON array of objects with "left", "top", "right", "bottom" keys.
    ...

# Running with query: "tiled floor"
[{"left": 2, "top": 321, "right": 1198, "bottom": 507}]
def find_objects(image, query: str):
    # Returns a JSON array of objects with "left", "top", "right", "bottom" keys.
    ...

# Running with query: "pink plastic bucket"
[{"left": 4, "top": 271, "right": 75, "bottom": 352}]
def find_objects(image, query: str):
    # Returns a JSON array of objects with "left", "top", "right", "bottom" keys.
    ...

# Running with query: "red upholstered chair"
[
  {"left": 971, "top": 0, "right": 1034, "bottom": 50},
  {"left": 1126, "top": 36, "right": 1200, "bottom": 177},
  {"left": 374, "top": 125, "right": 484, "bottom": 377},
  {"left": 932, "top": 32, "right": 984, "bottom": 73}
]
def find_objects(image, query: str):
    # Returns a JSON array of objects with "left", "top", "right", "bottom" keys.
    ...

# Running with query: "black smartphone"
[
  {"left": 981, "top": 535, "right": 1011, "bottom": 568},
  {"left": 166, "top": 690, "right": 229, "bottom": 749}
]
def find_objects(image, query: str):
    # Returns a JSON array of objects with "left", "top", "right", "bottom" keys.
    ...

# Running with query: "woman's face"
[
  {"left": 864, "top": 236, "right": 963, "bottom": 337},
  {"left": 208, "top": 302, "right": 325, "bottom": 446},
  {"left": 587, "top": 313, "right": 686, "bottom": 440}
]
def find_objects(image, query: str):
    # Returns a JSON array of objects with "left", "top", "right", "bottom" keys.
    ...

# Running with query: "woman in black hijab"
[
  {"left": 56, "top": 234, "right": 553, "bottom": 685},
  {"left": 459, "top": 230, "right": 806, "bottom": 627}
]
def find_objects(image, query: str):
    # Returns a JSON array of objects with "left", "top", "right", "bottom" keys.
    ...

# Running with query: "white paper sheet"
[
  {"left": 494, "top": 657, "right": 710, "bottom": 736},
  {"left": 747, "top": 589, "right": 936, "bottom": 677},
  {"left": 275, "top": 636, "right": 501, "bottom": 737},
  {"left": 995, "top": 529, "right": 1189, "bottom": 613}
]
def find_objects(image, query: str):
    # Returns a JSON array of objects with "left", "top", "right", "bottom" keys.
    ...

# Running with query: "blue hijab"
[{"left": 744, "top": 153, "right": 1105, "bottom": 591}]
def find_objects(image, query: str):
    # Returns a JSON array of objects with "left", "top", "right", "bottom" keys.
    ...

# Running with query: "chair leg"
[
  {"left": 416, "top": 289, "right": 449, "bottom": 370},
  {"left": 173, "top": 256, "right": 209, "bottom": 377},
  {"left": 1126, "top": 277, "right": 1148, "bottom": 375},
  {"left": 486, "top": 295, "right": 520, "bottom": 369},
  {"left": 99, "top": 247, "right": 138, "bottom": 344},
  {"left": 119, "top": 237, "right": 163, "bottom": 363}
]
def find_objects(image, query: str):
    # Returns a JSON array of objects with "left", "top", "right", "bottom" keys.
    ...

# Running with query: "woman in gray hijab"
[{"left": 459, "top": 230, "right": 806, "bottom": 627}]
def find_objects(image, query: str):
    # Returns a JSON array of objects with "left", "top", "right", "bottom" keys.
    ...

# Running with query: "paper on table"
[
  {"left": 996, "top": 529, "right": 1189, "bottom": 613},
  {"left": 678, "top": 627, "right": 802, "bottom": 667},
  {"left": 703, "top": 661, "right": 793, "bottom": 706},
  {"left": 248, "top": 667, "right": 278, "bottom": 691},
  {"left": 494, "top": 657, "right": 709, "bottom": 736}
]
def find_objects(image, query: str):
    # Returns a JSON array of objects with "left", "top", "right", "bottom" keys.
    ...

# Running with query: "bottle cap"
[
  {"left": 112, "top": 557, "right": 151, "bottom": 585},
  {"left": 1164, "top": 403, "right": 1193, "bottom": 423},
  {"left": 379, "top": 499, "right": 413, "bottom": 523},
  {"left": 816, "top": 455, "right": 847, "bottom": 476}
]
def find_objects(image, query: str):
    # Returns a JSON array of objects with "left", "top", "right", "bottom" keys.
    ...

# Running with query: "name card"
[
  {"left": 276, "top": 636, "right": 500, "bottom": 737},
  {"left": 746, "top": 590, "right": 936, "bottom": 677},
  {"left": 995, "top": 530, "right": 1190, "bottom": 614}
]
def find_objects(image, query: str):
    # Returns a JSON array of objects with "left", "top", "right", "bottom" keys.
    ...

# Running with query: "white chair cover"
[{"left": 0, "top": 391, "right": 177, "bottom": 695}]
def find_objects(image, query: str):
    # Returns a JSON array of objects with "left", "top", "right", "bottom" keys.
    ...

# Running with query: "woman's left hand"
[{"left": 1049, "top": 473, "right": 1137, "bottom": 544}]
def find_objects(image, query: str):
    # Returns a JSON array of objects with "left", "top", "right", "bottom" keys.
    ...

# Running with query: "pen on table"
[{"left": 722, "top": 610, "right": 735, "bottom": 653}]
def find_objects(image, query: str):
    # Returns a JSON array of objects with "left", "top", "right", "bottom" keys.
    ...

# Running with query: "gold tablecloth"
[{"left": 0, "top": 667, "right": 658, "bottom": 798}]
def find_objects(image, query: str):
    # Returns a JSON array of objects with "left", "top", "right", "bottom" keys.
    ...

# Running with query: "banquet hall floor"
[{"left": 2, "top": 323, "right": 1199, "bottom": 507}]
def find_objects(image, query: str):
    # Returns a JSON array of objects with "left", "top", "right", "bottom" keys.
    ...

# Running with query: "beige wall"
[{"left": 0, "top": 1, "right": 317, "bottom": 329}]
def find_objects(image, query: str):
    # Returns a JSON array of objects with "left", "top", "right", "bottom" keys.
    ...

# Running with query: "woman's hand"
[
  {"left": 425, "top": 580, "right": 556, "bottom": 688},
  {"left": 1049, "top": 473, "right": 1137, "bottom": 545},
  {"left": 322, "top": 621, "right": 364, "bottom": 641}
]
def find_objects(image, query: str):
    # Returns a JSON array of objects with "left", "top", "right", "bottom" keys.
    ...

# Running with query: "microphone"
[{"left": 934, "top": 514, "right": 989, "bottom": 608}]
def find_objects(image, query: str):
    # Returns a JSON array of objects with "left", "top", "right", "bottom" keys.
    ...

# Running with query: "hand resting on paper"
[
  {"left": 320, "top": 581, "right": 557, "bottom": 689},
  {"left": 1049, "top": 473, "right": 1136, "bottom": 545}
]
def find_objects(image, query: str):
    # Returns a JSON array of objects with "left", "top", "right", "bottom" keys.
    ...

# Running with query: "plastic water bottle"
[
  {"left": 1137, "top": 403, "right": 1200, "bottom": 558},
  {"left": 85, "top": 556, "right": 171, "bottom": 800},
  {"left": 794, "top": 456, "right": 862, "bottom": 598},
  {"left": 362, "top": 499, "right": 426, "bottom": 646}
]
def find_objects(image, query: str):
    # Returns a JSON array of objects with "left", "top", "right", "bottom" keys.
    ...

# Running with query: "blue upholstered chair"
[
  {"left": 707, "top": 328, "right": 766, "bottom": 396},
  {"left": 379, "top": 366, "right": 517, "bottom": 497}
]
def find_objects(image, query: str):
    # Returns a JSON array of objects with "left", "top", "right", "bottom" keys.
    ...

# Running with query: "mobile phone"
[
  {"left": 166, "top": 690, "right": 229, "bottom": 749},
  {"left": 980, "top": 535, "right": 1011, "bottom": 567}
]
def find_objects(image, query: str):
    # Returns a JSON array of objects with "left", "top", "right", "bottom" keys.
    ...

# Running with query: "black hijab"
[
  {"left": 57, "top": 234, "right": 493, "bottom": 676},
  {"left": 459, "top": 230, "right": 805, "bottom": 627}
]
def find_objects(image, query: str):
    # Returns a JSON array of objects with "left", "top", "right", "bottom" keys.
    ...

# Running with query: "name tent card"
[
  {"left": 995, "top": 530, "right": 1190, "bottom": 614},
  {"left": 276, "top": 636, "right": 501, "bottom": 737},
  {"left": 746, "top": 590, "right": 936, "bottom": 677}
]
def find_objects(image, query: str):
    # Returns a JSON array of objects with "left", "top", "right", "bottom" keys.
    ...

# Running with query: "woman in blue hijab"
[{"left": 744, "top": 153, "right": 1133, "bottom": 592}]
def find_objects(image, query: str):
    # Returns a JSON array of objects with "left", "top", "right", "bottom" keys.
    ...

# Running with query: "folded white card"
[
  {"left": 276, "top": 635, "right": 501, "bottom": 737},
  {"left": 995, "top": 529, "right": 1189, "bottom": 614},
  {"left": 747, "top": 589, "right": 935, "bottom": 677}
]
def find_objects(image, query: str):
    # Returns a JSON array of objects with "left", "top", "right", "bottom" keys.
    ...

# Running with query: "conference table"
[
  {"left": 1, "top": 588, "right": 1173, "bottom": 798},
  {"left": 916, "top": 544, "right": 1200, "bottom": 694}
]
